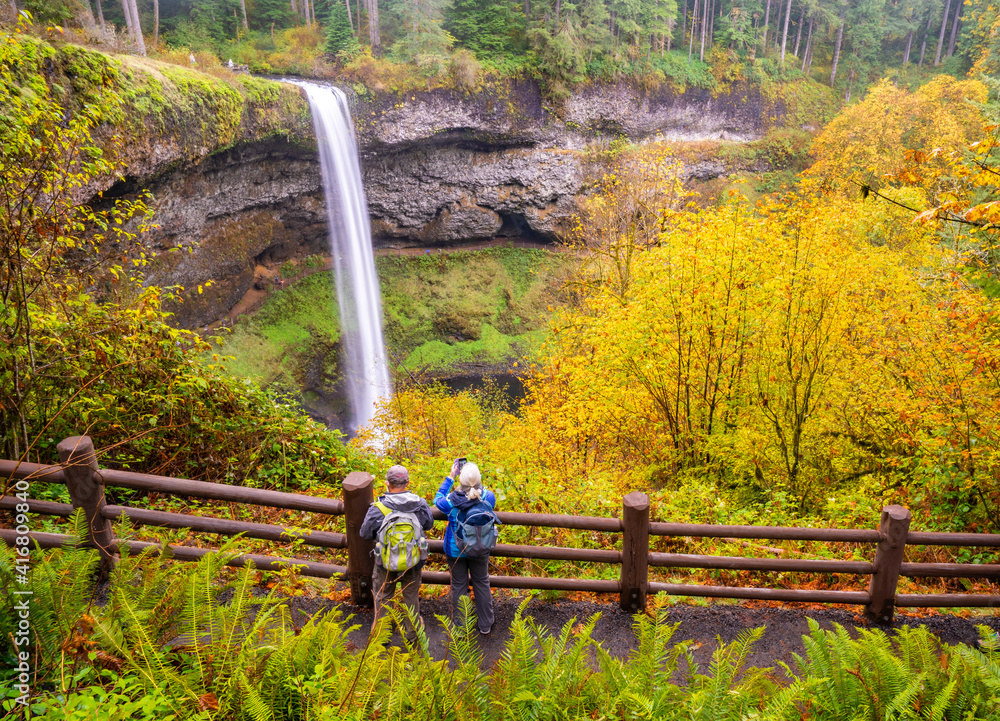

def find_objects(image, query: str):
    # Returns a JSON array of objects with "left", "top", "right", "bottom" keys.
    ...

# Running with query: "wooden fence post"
[
  {"left": 866, "top": 504, "right": 911, "bottom": 624},
  {"left": 57, "top": 436, "right": 115, "bottom": 579},
  {"left": 620, "top": 491, "right": 650, "bottom": 612},
  {"left": 342, "top": 471, "right": 375, "bottom": 607}
]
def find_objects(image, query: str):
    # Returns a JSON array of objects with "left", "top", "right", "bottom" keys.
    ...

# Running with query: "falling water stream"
[{"left": 289, "top": 81, "right": 392, "bottom": 435}]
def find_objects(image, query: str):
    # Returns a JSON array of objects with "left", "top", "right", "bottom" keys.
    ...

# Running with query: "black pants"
[{"left": 447, "top": 555, "right": 494, "bottom": 634}]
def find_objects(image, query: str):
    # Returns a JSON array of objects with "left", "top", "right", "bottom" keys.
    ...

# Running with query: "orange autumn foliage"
[{"left": 807, "top": 77, "right": 987, "bottom": 197}]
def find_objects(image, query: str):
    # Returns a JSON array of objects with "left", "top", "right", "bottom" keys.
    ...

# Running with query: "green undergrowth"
[
  {"left": 379, "top": 246, "right": 574, "bottom": 374},
  {"left": 213, "top": 272, "right": 342, "bottom": 393},
  {"left": 3, "top": 526, "right": 999, "bottom": 720},
  {"left": 215, "top": 247, "right": 574, "bottom": 393}
]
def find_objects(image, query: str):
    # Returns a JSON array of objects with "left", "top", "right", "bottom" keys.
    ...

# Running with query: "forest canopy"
[{"left": 15, "top": 0, "right": 1000, "bottom": 99}]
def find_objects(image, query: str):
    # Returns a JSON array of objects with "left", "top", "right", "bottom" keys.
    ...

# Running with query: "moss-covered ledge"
[{"left": 2, "top": 34, "right": 313, "bottom": 192}]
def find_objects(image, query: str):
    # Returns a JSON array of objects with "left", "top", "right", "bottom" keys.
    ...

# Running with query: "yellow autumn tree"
[
  {"left": 807, "top": 76, "right": 987, "bottom": 197},
  {"left": 572, "top": 144, "right": 688, "bottom": 304},
  {"left": 489, "top": 185, "right": 1000, "bottom": 524}
]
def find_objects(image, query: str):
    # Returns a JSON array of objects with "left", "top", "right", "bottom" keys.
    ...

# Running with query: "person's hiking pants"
[
  {"left": 372, "top": 561, "right": 425, "bottom": 637},
  {"left": 447, "top": 555, "right": 494, "bottom": 634}
]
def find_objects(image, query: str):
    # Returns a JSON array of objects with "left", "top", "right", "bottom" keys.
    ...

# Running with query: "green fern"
[
  {"left": 3, "top": 510, "right": 101, "bottom": 689},
  {"left": 491, "top": 598, "right": 542, "bottom": 721},
  {"left": 439, "top": 596, "right": 492, "bottom": 720},
  {"left": 688, "top": 625, "right": 766, "bottom": 721}
]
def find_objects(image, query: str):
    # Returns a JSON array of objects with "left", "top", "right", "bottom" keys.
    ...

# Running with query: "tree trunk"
[
  {"left": 793, "top": 5, "right": 803, "bottom": 57},
  {"left": 688, "top": 0, "right": 698, "bottom": 61},
  {"left": 120, "top": 0, "right": 135, "bottom": 37},
  {"left": 80, "top": 1, "right": 98, "bottom": 28},
  {"left": 804, "top": 24, "right": 814, "bottom": 73},
  {"left": 346, "top": 0, "right": 354, "bottom": 33},
  {"left": 709, "top": 0, "right": 716, "bottom": 51},
  {"left": 699, "top": 0, "right": 707, "bottom": 60},
  {"left": 525, "top": 0, "right": 530, "bottom": 23},
  {"left": 121, "top": 0, "right": 146, "bottom": 55},
  {"left": 773, "top": 0, "right": 782, "bottom": 51},
  {"left": 947, "top": 0, "right": 963, "bottom": 57},
  {"left": 95, "top": 0, "right": 105, "bottom": 27},
  {"left": 368, "top": 0, "right": 381, "bottom": 55},
  {"left": 681, "top": 0, "right": 687, "bottom": 46},
  {"left": 801, "top": 14, "right": 812, "bottom": 71},
  {"left": 760, "top": 0, "right": 771, "bottom": 54},
  {"left": 238, "top": 0, "right": 248, "bottom": 29},
  {"left": 830, "top": 5, "right": 844, "bottom": 85},
  {"left": 153, "top": 0, "right": 158, "bottom": 46},
  {"left": 130, "top": 0, "right": 146, "bottom": 55},
  {"left": 934, "top": 0, "right": 952, "bottom": 66},
  {"left": 918, "top": 11, "right": 931, "bottom": 65},
  {"left": 903, "top": 28, "right": 912, "bottom": 65},
  {"left": 779, "top": 0, "right": 792, "bottom": 64},
  {"left": 290, "top": 0, "right": 298, "bottom": 22},
  {"left": 555, "top": 0, "right": 561, "bottom": 22}
]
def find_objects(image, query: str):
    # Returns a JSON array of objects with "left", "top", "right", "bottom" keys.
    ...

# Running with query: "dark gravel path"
[{"left": 283, "top": 589, "right": 1000, "bottom": 671}]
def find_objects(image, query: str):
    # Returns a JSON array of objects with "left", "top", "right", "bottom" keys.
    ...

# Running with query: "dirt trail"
[{"left": 285, "top": 593, "right": 1000, "bottom": 670}]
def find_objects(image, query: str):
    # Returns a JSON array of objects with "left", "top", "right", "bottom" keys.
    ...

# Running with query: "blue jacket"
[{"left": 434, "top": 476, "right": 497, "bottom": 559}]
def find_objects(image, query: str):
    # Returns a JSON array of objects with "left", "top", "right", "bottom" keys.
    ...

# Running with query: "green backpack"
[{"left": 373, "top": 500, "right": 428, "bottom": 572}]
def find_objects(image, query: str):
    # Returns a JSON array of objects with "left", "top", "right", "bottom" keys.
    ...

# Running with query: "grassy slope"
[
  {"left": 213, "top": 246, "right": 573, "bottom": 393},
  {"left": 213, "top": 272, "right": 342, "bottom": 390},
  {"left": 380, "top": 246, "right": 572, "bottom": 373}
]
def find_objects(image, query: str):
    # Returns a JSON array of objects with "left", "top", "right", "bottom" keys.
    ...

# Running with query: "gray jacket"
[{"left": 359, "top": 491, "right": 435, "bottom": 543}]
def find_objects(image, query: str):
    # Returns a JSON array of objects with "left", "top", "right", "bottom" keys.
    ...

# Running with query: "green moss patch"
[
  {"left": 378, "top": 246, "right": 572, "bottom": 373},
  {"left": 214, "top": 247, "right": 572, "bottom": 392},
  {"left": 213, "top": 272, "right": 341, "bottom": 392}
]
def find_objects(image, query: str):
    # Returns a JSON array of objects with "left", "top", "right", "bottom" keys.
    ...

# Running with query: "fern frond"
[
  {"left": 392, "top": 600, "right": 431, "bottom": 658},
  {"left": 239, "top": 668, "right": 276, "bottom": 721}
]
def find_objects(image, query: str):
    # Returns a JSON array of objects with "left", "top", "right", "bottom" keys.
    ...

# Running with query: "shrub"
[{"left": 450, "top": 48, "right": 482, "bottom": 92}]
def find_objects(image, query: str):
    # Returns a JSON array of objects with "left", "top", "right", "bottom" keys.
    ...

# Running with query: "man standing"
[{"left": 360, "top": 465, "right": 434, "bottom": 635}]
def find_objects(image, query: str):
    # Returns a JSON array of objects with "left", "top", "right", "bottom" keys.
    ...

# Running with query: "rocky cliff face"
[
  {"left": 354, "top": 80, "right": 783, "bottom": 247},
  {"left": 141, "top": 142, "right": 329, "bottom": 328},
  {"left": 117, "top": 74, "right": 785, "bottom": 328}
]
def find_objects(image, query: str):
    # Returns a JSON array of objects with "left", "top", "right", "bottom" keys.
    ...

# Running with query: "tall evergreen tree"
[
  {"left": 444, "top": 0, "right": 524, "bottom": 56},
  {"left": 390, "top": 0, "right": 452, "bottom": 61},
  {"left": 579, "top": 0, "right": 612, "bottom": 61},
  {"left": 325, "top": 0, "right": 357, "bottom": 52}
]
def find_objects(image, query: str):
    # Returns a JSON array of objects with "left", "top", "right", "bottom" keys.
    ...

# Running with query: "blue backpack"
[{"left": 455, "top": 502, "right": 500, "bottom": 558}]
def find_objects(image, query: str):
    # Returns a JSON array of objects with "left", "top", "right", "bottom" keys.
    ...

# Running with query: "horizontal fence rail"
[
  {"left": 0, "top": 459, "right": 345, "bottom": 516},
  {"left": 2, "top": 435, "right": 999, "bottom": 621},
  {"left": 649, "top": 521, "right": 883, "bottom": 543},
  {"left": 648, "top": 552, "right": 874, "bottom": 574},
  {"left": 0, "top": 528, "right": 348, "bottom": 578},
  {"left": 102, "top": 505, "right": 348, "bottom": 549}
]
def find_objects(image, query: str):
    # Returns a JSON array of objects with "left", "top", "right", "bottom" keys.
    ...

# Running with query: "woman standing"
[{"left": 434, "top": 459, "right": 496, "bottom": 635}]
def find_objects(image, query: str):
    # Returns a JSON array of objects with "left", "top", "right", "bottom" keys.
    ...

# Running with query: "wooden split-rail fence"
[{"left": 2, "top": 436, "right": 999, "bottom": 623}]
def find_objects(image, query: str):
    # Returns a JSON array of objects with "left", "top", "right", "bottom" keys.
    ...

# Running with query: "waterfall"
[{"left": 292, "top": 81, "right": 392, "bottom": 435}]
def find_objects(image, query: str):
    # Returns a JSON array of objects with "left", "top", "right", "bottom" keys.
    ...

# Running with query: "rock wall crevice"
[{"left": 127, "top": 78, "right": 786, "bottom": 327}]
